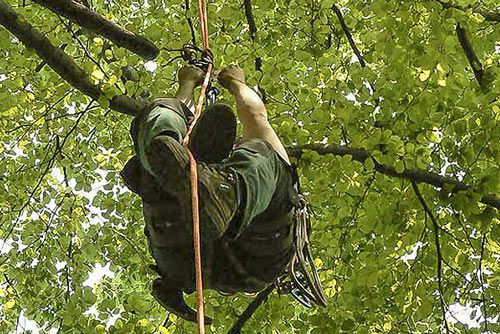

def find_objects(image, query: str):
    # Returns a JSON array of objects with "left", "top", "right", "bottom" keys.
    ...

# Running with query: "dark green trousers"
[{"left": 127, "top": 98, "right": 296, "bottom": 292}]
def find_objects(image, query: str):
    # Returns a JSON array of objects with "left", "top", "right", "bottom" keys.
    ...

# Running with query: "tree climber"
[{"left": 121, "top": 64, "right": 325, "bottom": 323}]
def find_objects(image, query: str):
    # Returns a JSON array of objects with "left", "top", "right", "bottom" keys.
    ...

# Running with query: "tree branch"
[
  {"left": 411, "top": 182, "right": 452, "bottom": 334},
  {"left": 331, "top": 4, "right": 366, "bottom": 67},
  {"left": 287, "top": 144, "right": 500, "bottom": 209},
  {"left": 455, "top": 23, "right": 491, "bottom": 91},
  {"left": 33, "top": 0, "right": 159, "bottom": 60},
  {"left": 478, "top": 235, "right": 489, "bottom": 332},
  {"left": 243, "top": 0, "right": 257, "bottom": 41},
  {"left": 331, "top": 3, "right": 379, "bottom": 106},
  {"left": 0, "top": 1, "right": 145, "bottom": 116},
  {"left": 184, "top": 0, "right": 196, "bottom": 45},
  {"left": 227, "top": 285, "right": 274, "bottom": 334},
  {"left": 436, "top": 0, "right": 500, "bottom": 22}
]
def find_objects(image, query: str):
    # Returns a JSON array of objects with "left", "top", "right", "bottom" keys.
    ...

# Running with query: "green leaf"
[
  {"left": 98, "top": 95, "right": 110, "bottom": 109},
  {"left": 394, "top": 160, "right": 405, "bottom": 174},
  {"left": 2, "top": 1, "right": 498, "bottom": 333}
]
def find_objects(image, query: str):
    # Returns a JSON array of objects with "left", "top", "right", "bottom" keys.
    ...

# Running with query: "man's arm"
[
  {"left": 175, "top": 65, "right": 205, "bottom": 114},
  {"left": 218, "top": 66, "right": 290, "bottom": 164}
]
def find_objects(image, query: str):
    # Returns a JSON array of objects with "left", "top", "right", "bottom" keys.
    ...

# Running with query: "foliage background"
[{"left": 0, "top": 0, "right": 499, "bottom": 333}]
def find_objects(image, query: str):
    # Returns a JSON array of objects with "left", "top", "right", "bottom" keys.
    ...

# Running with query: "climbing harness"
[{"left": 275, "top": 167, "right": 328, "bottom": 308}]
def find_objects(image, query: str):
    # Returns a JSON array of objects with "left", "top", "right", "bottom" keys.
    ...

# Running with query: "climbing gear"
[
  {"left": 188, "top": 103, "right": 236, "bottom": 163},
  {"left": 180, "top": 44, "right": 213, "bottom": 73},
  {"left": 181, "top": 1, "right": 213, "bottom": 332},
  {"left": 275, "top": 166, "right": 328, "bottom": 308},
  {"left": 206, "top": 85, "right": 219, "bottom": 106},
  {"left": 180, "top": 44, "right": 219, "bottom": 108}
]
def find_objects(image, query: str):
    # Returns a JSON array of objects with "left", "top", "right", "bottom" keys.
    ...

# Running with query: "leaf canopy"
[{"left": 0, "top": 0, "right": 499, "bottom": 333}]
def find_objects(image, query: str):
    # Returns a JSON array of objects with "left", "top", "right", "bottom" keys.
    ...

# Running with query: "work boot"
[
  {"left": 178, "top": 65, "right": 236, "bottom": 162},
  {"left": 189, "top": 103, "right": 236, "bottom": 163},
  {"left": 152, "top": 278, "right": 213, "bottom": 324},
  {"left": 146, "top": 135, "right": 240, "bottom": 240}
]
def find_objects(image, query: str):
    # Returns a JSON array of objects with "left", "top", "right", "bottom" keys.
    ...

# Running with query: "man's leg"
[
  {"left": 218, "top": 65, "right": 291, "bottom": 164},
  {"left": 146, "top": 135, "right": 240, "bottom": 240},
  {"left": 133, "top": 66, "right": 205, "bottom": 176},
  {"left": 128, "top": 64, "right": 240, "bottom": 240},
  {"left": 216, "top": 66, "right": 294, "bottom": 234},
  {"left": 174, "top": 65, "right": 204, "bottom": 113}
]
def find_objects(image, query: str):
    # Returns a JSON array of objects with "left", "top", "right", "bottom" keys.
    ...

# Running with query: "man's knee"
[{"left": 131, "top": 98, "right": 190, "bottom": 143}]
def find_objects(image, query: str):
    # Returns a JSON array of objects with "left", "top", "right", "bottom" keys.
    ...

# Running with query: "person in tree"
[{"left": 121, "top": 64, "right": 324, "bottom": 323}]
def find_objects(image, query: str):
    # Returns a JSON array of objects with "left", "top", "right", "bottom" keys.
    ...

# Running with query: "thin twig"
[
  {"left": 411, "top": 182, "right": 452, "bottom": 334},
  {"left": 0, "top": 101, "right": 93, "bottom": 256},
  {"left": 57, "top": 15, "right": 110, "bottom": 80},
  {"left": 184, "top": 0, "right": 196, "bottom": 45},
  {"left": 478, "top": 235, "right": 489, "bottom": 332},
  {"left": 331, "top": 4, "right": 366, "bottom": 67},
  {"left": 243, "top": 0, "right": 257, "bottom": 41}
]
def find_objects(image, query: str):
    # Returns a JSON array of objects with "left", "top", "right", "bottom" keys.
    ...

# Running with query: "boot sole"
[{"left": 188, "top": 103, "right": 236, "bottom": 163}]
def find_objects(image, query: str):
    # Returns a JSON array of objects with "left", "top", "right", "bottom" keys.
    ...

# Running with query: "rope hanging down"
[{"left": 181, "top": 1, "right": 211, "bottom": 333}]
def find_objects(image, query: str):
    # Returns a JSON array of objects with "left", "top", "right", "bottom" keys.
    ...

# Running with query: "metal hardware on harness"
[
  {"left": 275, "top": 175, "right": 328, "bottom": 308},
  {"left": 180, "top": 44, "right": 218, "bottom": 107},
  {"left": 206, "top": 85, "right": 219, "bottom": 106},
  {"left": 181, "top": 44, "right": 213, "bottom": 73},
  {"left": 276, "top": 273, "right": 312, "bottom": 308}
]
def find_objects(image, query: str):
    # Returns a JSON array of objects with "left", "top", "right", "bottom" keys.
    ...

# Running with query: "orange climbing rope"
[{"left": 180, "top": 1, "right": 211, "bottom": 333}]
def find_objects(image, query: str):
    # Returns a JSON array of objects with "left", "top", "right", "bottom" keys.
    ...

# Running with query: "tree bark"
[
  {"left": 288, "top": 144, "right": 500, "bottom": 209},
  {"left": 331, "top": 4, "right": 366, "bottom": 67},
  {"left": 456, "top": 23, "right": 491, "bottom": 91},
  {"left": 243, "top": 0, "right": 257, "bottom": 41},
  {"left": 436, "top": 0, "right": 500, "bottom": 22},
  {"left": 33, "top": 0, "right": 159, "bottom": 60},
  {"left": 0, "top": 1, "right": 145, "bottom": 116}
]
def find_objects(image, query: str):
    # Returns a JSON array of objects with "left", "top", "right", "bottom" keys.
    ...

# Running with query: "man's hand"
[
  {"left": 178, "top": 65, "right": 205, "bottom": 87},
  {"left": 217, "top": 65, "right": 245, "bottom": 93}
]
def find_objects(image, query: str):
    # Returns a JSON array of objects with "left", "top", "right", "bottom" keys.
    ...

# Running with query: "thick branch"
[
  {"left": 476, "top": 10, "right": 500, "bottom": 22},
  {"left": 243, "top": 0, "right": 257, "bottom": 41},
  {"left": 0, "top": 1, "right": 144, "bottom": 116},
  {"left": 227, "top": 285, "right": 274, "bottom": 334},
  {"left": 331, "top": 4, "right": 366, "bottom": 67},
  {"left": 455, "top": 23, "right": 490, "bottom": 90},
  {"left": 33, "top": 0, "right": 159, "bottom": 60},
  {"left": 288, "top": 144, "right": 500, "bottom": 209}
]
